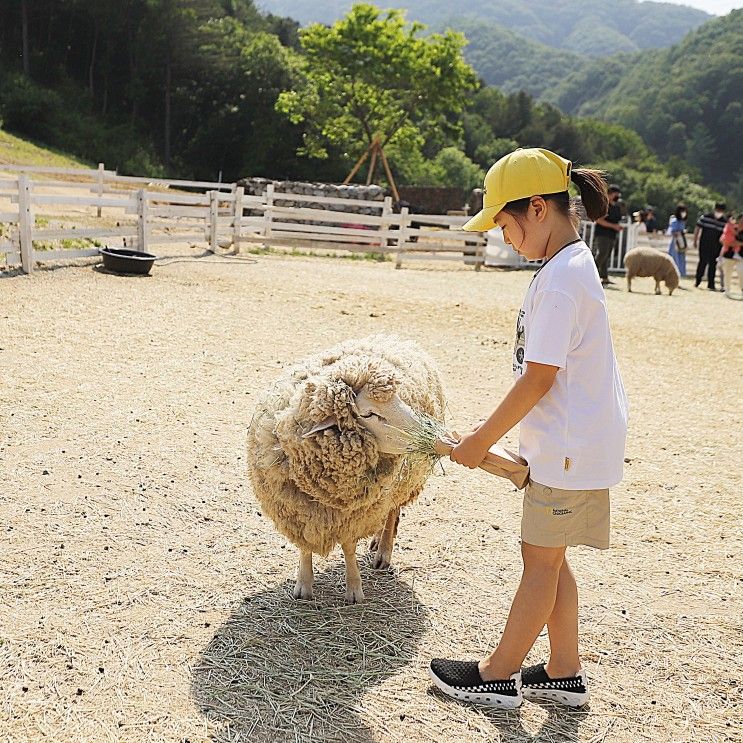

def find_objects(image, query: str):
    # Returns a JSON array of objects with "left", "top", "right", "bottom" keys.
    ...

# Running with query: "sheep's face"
[
  {"left": 665, "top": 268, "right": 680, "bottom": 294},
  {"left": 352, "top": 387, "right": 418, "bottom": 454},
  {"left": 273, "top": 363, "right": 419, "bottom": 506},
  {"left": 299, "top": 359, "right": 419, "bottom": 455}
]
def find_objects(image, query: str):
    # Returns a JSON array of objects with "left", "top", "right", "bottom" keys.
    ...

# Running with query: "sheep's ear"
[{"left": 302, "top": 416, "right": 338, "bottom": 437}]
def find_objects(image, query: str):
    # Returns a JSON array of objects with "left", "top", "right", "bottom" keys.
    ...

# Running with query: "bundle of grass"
[{"left": 403, "top": 411, "right": 529, "bottom": 489}]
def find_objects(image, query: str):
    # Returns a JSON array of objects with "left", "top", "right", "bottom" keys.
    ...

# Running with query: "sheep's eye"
[{"left": 359, "top": 411, "right": 387, "bottom": 424}]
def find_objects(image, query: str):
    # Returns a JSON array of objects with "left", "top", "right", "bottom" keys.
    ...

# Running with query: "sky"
[{"left": 655, "top": 0, "right": 742, "bottom": 13}]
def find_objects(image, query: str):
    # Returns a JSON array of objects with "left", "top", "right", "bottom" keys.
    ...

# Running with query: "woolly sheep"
[
  {"left": 247, "top": 335, "right": 445, "bottom": 603},
  {"left": 624, "top": 247, "right": 680, "bottom": 295}
]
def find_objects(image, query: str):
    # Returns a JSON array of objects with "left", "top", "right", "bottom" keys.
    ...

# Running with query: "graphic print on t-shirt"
[{"left": 513, "top": 309, "right": 525, "bottom": 375}]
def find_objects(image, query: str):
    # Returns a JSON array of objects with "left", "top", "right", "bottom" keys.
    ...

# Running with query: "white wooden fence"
[
  {"left": 0, "top": 165, "right": 490, "bottom": 274},
  {"left": 0, "top": 163, "right": 657, "bottom": 276}
]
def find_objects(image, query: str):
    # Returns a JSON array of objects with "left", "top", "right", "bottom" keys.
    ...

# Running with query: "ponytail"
[{"left": 570, "top": 168, "right": 609, "bottom": 222}]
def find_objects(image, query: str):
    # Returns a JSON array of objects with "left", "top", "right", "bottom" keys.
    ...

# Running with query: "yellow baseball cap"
[{"left": 463, "top": 147, "right": 572, "bottom": 232}]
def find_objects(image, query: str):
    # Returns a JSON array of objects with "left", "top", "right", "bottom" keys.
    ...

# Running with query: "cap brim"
[{"left": 462, "top": 204, "right": 505, "bottom": 232}]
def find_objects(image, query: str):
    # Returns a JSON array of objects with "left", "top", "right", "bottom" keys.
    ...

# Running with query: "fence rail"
[{"left": 0, "top": 163, "right": 665, "bottom": 276}]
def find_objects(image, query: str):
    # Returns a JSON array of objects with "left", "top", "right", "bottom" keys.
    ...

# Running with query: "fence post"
[
  {"left": 18, "top": 174, "right": 33, "bottom": 274},
  {"left": 136, "top": 189, "right": 147, "bottom": 252},
  {"left": 474, "top": 234, "right": 483, "bottom": 272},
  {"left": 96, "top": 162, "right": 105, "bottom": 217},
  {"left": 379, "top": 195, "right": 392, "bottom": 254},
  {"left": 264, "top": 183, "right": 274, "bottom": 244},
  {"left": 395, "top": 206, "right": 409, "bottom": 269},
  {"left": 209, "top": 190, "right": 219, "bottom": 252},
  {"left": 232, "top": 186, "right": 244, "bottom": 254}
]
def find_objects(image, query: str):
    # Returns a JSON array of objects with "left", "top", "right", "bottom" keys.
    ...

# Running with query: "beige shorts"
[{"left": 521, "top": 480, "right": 610, "bottom": 550}]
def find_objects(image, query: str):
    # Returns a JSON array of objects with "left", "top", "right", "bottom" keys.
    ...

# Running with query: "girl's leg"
[
  {"left": 479, "top": 542, "right": 565, "bottom": 680},
  {"left": 722, "top": 258, "right": 735, "bottom": 295},
  {"left": 545, "top": 557, "right": 581, "bottom": 677}
]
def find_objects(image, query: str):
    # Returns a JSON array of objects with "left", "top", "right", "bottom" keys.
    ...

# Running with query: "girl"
[
  {"left": 429, "top": 148, "right": 628, "bottom": 709},
  {"left": 667, "top": 203, "right": 688, "bottom": 277}
]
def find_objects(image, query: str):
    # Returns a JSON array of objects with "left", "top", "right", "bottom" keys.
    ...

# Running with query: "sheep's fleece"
[{"left": 247, "top": 335, "right": 445, "bottom": 557}]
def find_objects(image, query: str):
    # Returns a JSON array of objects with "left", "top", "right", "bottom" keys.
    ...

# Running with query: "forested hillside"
[
  {"left": 545, "top": 9, "right": 743, "bottom": 193},
  {"left": 454, "top": 19, "right": 591, "bottom": 97},
  {"left": 0, "top": 1, "right": 725, "bottom": 219},
  {"left": 0, "top": 0, "right": 315, "bottom": 181},
  {"left": 258, "top": 0, "right": 710, "bottom": 56}
]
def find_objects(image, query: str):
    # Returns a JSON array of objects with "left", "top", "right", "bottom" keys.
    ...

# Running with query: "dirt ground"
[{"left": 1, "top": 249, "right": 741, "bottom": 743}]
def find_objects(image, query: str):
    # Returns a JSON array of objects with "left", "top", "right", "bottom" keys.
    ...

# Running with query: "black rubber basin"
[{"left": 99, "top": 247, "right": 156, "bottom": 275}]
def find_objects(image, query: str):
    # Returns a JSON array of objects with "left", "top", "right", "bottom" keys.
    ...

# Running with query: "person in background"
[
  {"left": 468, "top": 188, "right": 484, "bottom": 217},
  {"left": 666, "top": 203, "right": 688, "bottom": 277},
  {"left": 644, "top": 207, "right": 658, "bottom": 234},
  {"left": 719, "top": 213, "right": 743, "bottom": 299},
  {"left": 592, "top": 184, "right": 623, "bottom": 286},
  {"left": 694, "top": 202, "right": 727, "bottom": 291}
]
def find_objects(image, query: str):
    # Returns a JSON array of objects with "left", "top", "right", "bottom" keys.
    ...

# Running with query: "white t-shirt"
[{"left": 513, "top": 240, "right": 628, "bottom": 489}]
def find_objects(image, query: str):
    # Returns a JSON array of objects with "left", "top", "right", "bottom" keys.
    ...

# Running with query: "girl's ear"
[{"left": 530, "top": 196, "right": 548, "bottom": 223}]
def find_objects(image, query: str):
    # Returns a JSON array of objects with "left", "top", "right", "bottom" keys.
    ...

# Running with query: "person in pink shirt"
[{"left": 719, "top": 214, "right": 743, "bottom": 299}]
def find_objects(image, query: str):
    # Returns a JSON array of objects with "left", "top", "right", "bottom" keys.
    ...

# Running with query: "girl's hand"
[{"left": 450, "top": 431, "right": 491, "bottom": 469}]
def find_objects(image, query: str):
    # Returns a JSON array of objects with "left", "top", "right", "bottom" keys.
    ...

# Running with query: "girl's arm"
[{"left": 450, "top": 361, "right": 558, "bottom": 468}]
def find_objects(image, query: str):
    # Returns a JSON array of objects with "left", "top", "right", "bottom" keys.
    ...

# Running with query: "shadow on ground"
[
  {"left": 192, "top": 562, "right": 428, "bottom": 743},
  {"left": 428, "top": 685, "right": 591, "bottom": 742}
]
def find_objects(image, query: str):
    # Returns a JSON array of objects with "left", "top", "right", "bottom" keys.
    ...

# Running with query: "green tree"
[
  {"left": 275, "top": 3, "right": 478, "bottom": 176},
  {"left": 431, "top": 147, "right": 484, "bottom": 190}
]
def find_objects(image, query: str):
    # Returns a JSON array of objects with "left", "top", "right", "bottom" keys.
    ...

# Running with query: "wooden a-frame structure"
[{"left": 343, "top": 136, "right": 400, "bottom": 202}]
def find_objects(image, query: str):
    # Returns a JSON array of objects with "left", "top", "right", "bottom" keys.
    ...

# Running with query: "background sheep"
[
  {"left": 624, "top": 247, "right": 680, "bottom": 295},
  {"left": 247, "top": 335, "right": 445, "bottom": 603}
]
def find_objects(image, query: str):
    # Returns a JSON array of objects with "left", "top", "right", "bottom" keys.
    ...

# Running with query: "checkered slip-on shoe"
[
  {"left": 521, "top": 662, "right": 589, "bottom": 707},
  {"left": 429, "top": 658, "right": 522, "bottom": 708}
]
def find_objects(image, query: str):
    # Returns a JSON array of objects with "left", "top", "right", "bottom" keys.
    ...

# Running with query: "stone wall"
[
  {"left": 397, "top": 186, "right": 468, "bottom": 215},
  {"left": 238, "top": 178, "right": 387, "bottom": 215}
]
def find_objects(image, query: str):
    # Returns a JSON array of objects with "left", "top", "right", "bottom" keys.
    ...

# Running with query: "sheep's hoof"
[
  {"left": 372, "top": 549, "right": 392, "bottom": 570},
  {"left": 345, "top": 583, "right": 365, "bottom": 604},
  {"left": 293, "top": 581, "right": 314, "bottom": 600}
]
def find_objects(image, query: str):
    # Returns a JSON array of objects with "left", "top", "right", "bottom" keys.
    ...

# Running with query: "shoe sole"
[
  {"left": 428, "top": 668, "right": 522, "bottom": 708},
  {"left": 523, "top": 687, "right": 589, "bottom": 707}
]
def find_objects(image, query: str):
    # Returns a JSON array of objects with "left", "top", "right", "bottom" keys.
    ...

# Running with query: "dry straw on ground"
[{"left": 1, "top": 247, "right": 741, "bottom": 742}]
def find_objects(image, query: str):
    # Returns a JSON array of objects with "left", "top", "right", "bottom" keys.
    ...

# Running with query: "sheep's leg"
[
  {"left": 293, "top": 551, "right": 314, "bottom": 600},
  {"left": 341, "top": 541, "right": 364, "bottom": 604},
  {"left": 369, "top": 529, "right": 382, "bottom": 553},
  {"left": 654, "top": 278, "right": 661, "bottom": 295},
  {"left": 627, "top": 275, "right": 632, "bottom": 292},
  {"left": 372, "top": 507, "right": 400, "bottom": 570}
]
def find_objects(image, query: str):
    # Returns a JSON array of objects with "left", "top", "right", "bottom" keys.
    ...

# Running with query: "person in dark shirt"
[
  {"left": 592, "top": 184, "right": 623, "bottom": 286},
  {"left": 693, "top": 202, "right": 727, "bottom": 291},
  {"left": 644, "top": 208, "right": 657, "bottom": 234}
]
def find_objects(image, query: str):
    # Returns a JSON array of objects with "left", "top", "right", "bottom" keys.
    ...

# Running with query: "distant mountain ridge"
[
  {"left": 257, "top": 0, "right": 711, "bottom": 56},
  {"left": 453, "top": 19, "right": 592, "bottom": 96},
  {"left": 544, "top": 9, "right": 743, "bottom": 190}
]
